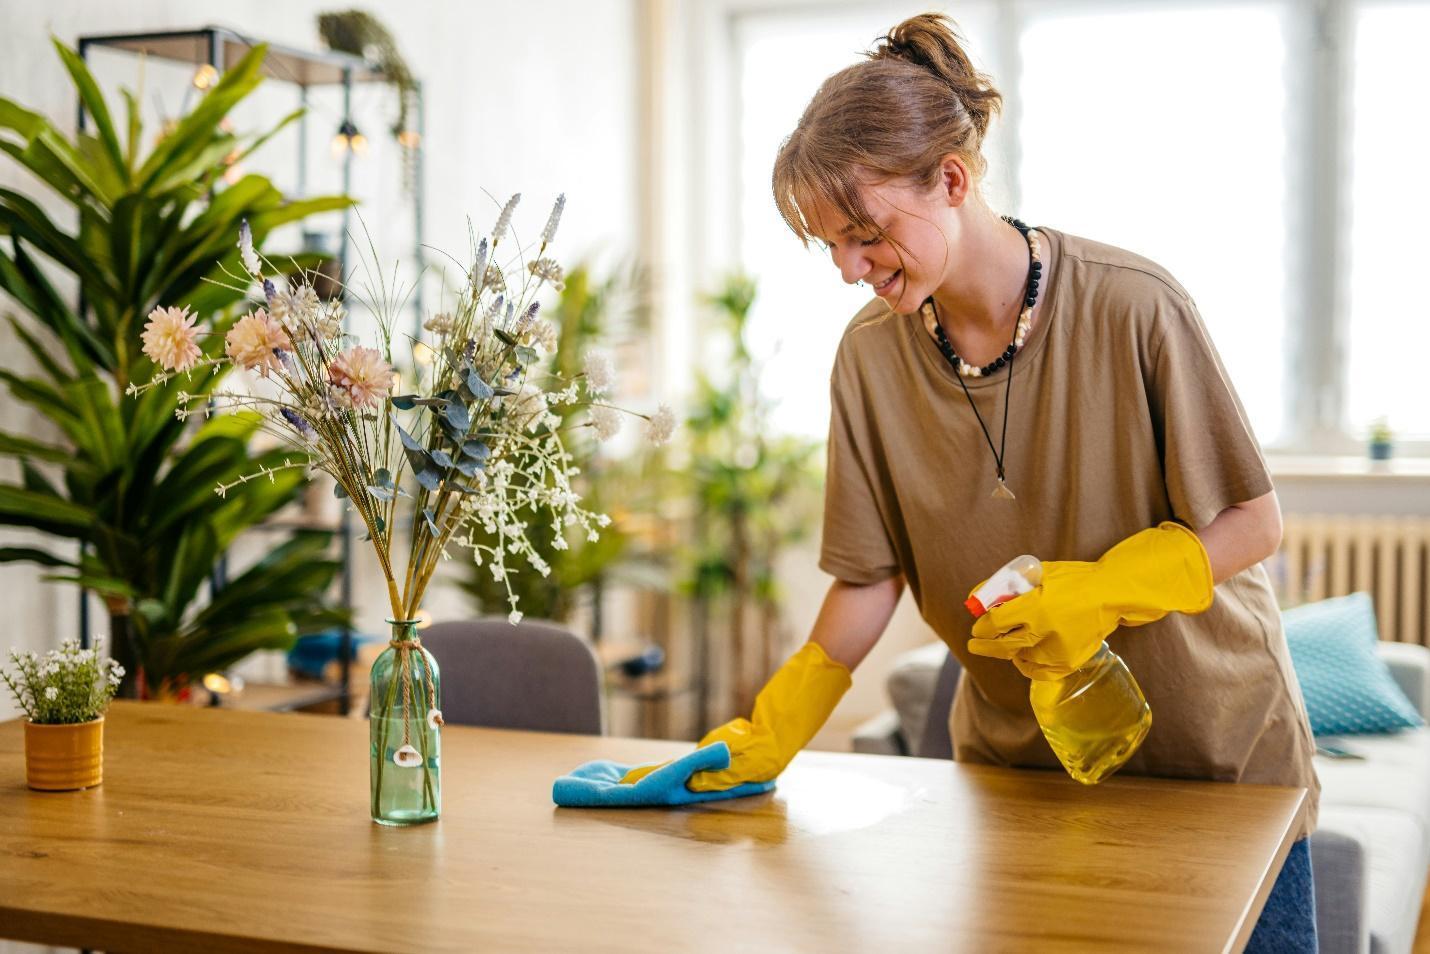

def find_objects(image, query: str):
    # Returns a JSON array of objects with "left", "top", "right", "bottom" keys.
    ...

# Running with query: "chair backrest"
[
  {"left": 416, "top": 618, "right": 604, "bottom": 735},
  {"left": 917, "top": 649, "right": 963, "bottom": 759}
]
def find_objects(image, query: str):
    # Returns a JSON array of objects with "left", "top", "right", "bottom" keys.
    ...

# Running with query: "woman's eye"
[{"left": 859, "top": 235, "right": 883, "bottom": 248}]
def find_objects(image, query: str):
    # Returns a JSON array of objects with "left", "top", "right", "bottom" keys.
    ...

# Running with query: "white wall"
[{"left": 0, "top": 0, "right": 641, "bottom": 724}]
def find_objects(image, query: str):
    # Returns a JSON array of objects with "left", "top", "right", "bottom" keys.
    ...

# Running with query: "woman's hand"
[{"left": 966, "top": 522, "right": 1215, "bottom": 679}]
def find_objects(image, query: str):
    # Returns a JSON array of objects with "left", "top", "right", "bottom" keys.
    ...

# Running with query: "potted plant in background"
[
  {"left": 2, "top": 639, "right": 122, "bottom": 790},
  {"left": 1369, "top": 417, "right": 1394, "bottom": 461},
  {"left": 0, "top": 41, "right": 352, "bottom": 699},
  {"left": 679, "top": 275, "right": 823, "bottom": 727}
]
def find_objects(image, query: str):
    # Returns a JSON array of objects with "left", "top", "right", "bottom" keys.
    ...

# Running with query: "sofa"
[{"left": 853, "top": 639, "right": 1430, "bottom": 954}]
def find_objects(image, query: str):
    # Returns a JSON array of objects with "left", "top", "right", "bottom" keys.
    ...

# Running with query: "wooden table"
[{"left": 0, "top": 702, "right": 1305, "bottom": 953}]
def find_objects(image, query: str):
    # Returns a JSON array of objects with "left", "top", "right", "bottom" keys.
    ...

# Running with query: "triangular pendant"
[{"left": 991, "top": 479, "right": 1016, "bottom": 500}]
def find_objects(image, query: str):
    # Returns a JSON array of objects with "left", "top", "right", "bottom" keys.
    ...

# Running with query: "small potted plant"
[
  {"left": 1369, "top": 418, "right": 1394, "bottom": 461},
  {"left": 2, "top": 639, "right": 123, "bottom": 791}
]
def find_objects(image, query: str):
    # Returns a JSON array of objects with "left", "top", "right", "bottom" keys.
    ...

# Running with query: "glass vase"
[{"left": 370, "top": 619, "right": 441, "bottom": 825}]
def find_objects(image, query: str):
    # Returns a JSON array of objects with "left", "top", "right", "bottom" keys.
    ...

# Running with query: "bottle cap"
[{"left": 964, "top": 595, "right": 986, "bottom": 617}]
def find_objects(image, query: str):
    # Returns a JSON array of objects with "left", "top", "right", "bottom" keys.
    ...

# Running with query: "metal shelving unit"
[{"left": 74, "top": 26, "right": 427, "bottom": 713}]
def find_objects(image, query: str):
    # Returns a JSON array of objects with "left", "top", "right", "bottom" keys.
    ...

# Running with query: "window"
[
  {"left": 721, "top": 0, "right": 1419, "bottom": 452},
  {"left": 1347, "top": 1, "right": 1430, "bottom": 440},
  {"left": 1019, "top": 4, "right": 1288, "bottom": 444}
]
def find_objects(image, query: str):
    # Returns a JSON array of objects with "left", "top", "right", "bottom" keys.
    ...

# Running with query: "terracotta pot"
[{"left": 24, "top": 717, "right": 104, "bottom": 791}]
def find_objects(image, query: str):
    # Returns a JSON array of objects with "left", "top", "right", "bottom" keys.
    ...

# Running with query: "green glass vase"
[{"left": 370, "top": 619, "right": 442, "bottom": 825}]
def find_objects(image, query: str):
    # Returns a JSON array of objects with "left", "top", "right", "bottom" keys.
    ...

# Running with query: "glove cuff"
[{"left": 1154, "top": 521, "right": 1215, "bottom": 614}]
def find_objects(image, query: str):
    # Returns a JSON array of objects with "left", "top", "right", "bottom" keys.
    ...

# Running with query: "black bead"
[
  {"left": 1004, "top": 346, "right": 1016, "bottom": 358},
  {"left": 994, "top": 356, "right": 1006, "bottom": 369},
  {"left": 1031, "top": 261, "right": 1042, "bottom": 272},
  {"left": 1025, "top": 297, "right": 1035, "bottom": 307}
]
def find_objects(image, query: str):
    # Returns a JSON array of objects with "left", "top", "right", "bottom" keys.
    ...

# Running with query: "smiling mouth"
[{"left": 872, "top": 270, "right": 901, "bottom": 291}]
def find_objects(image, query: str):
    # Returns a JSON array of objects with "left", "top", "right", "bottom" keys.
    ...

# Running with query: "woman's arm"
[
  {"left": 1195, "top": 488, "right": 1283, "bottom": 584},
  {"left": 811, "top": 575, "right": 906, "bottom": 670}
]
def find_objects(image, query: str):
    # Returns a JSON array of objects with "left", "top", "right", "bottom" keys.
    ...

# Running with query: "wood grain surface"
[{"left": 0, "top": 702, "right": 1305, "bottom": 953}]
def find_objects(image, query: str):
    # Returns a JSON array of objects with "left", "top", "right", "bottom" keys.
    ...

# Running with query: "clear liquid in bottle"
[{"left": 968, "top": 555, "right": 1151, "bottom": 785}]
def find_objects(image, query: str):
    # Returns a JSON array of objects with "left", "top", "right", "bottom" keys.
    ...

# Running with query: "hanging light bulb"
[
  {"left": 192, "top": 64, "right": 219, "bottom": 90},
  {"left": 331, "top": 119, "right": 365, "bottom": 159},
  {"left": 397, "top": 128, "right": 421, "bottom": 150}
]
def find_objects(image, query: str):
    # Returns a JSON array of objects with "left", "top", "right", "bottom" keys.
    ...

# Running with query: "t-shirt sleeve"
[
  {"left": 1145, "top": 292, "right": 1274, "bottom": 530},
  {"left": 819, "top": 341, "right": 902, "bottom": 584}
]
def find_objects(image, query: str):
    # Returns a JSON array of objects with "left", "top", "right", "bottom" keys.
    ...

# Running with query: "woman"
[{"left": 627, "top": 13, "right": 1319, "bottom": 950}]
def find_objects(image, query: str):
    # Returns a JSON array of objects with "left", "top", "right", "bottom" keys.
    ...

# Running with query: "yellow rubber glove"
[
  {"left": 620, "top": 641, "right": 852, "bottom": 792},
  {"left": 966, "top": 522, "right": 1214, "bottom": 680}
]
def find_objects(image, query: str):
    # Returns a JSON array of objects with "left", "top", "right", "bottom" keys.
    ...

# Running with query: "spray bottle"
[{"left": 966, "top": 555, "right": 1152, "bottom": 784}]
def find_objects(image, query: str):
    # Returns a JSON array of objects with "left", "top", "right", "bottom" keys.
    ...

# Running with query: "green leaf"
[
  {"left": 461, "top": 367, "right": 494, "bottom": 401},
  {"left": 0, "top": 429, "right": 72, "bottom": 465},
  {"left": 51, "top": 38, "right": 127, "bottom": 182},
  {"left": 397, "top": 423, "right": 431, "bottom": 473},
  {"left": 135, "top": 44, "right": 268, "bottom": 192},
  {"left": 0, "top": 546, "right": 76, "bottom": 569},
  {"left": 494, "top": 328, "right": 517, "bottom": 347},
  {"left": 0, "top": 97, "right": 46, "bottom": 139},
  {"left": 441, "top": 401, "right": 470, "bottom": 432},
  {"left": 0, "top": 484, "right": 96, "bottom": 533},
  {"left": 514, "top": 345, "right": 539, "bottom": 367}
]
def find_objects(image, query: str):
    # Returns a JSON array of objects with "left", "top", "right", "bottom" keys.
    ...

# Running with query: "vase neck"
[{"left": 387, "top": 619, "right": 421, "bottom": 643}]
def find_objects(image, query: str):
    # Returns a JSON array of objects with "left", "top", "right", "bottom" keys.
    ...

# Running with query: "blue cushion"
[{"left": 1283, "top": 592, "right": 1424, "bottom": 736}]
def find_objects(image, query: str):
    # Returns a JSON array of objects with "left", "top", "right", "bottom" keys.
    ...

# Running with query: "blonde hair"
[{"left": 772, "top": 13, "right": 1003, "bottom": 247}]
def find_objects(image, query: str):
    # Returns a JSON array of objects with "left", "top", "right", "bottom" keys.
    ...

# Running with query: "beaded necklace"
[{"left": 929, "top": 217, "right": 1040, "bottom": 500}]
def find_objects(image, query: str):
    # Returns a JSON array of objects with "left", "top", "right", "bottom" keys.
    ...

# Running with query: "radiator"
[{"left": 1271, "top": 515, "right": 1430, "bottom": 645}]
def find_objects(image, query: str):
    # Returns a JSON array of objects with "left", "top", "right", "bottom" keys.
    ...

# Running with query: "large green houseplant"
[{"left": 0, "top": 40, "right": 352, "bottom": 697}]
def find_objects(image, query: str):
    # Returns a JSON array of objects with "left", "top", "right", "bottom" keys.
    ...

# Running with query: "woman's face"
[{"left": 805, "top": 176, "right": 959, "bottom": 314}]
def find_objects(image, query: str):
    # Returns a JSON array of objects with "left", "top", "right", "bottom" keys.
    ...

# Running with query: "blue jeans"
[{"left": 1244, "top": 838, "right": 1318, "bottom": 953}]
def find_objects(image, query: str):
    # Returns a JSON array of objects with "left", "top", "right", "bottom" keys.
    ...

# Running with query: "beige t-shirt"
[{"left": 820, "top": 227, "right": 1319, "bottom": 834}]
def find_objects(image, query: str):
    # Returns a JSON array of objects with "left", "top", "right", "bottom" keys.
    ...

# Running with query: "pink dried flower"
[
  {"left": 141, "top": 306, "right": 202, "bottom": 372},
  {"left": 225, "top": 309, "right": 291, "bottom": 376},
  {"left": 328, "top": 346, "right": 394, "bottom": 409}
]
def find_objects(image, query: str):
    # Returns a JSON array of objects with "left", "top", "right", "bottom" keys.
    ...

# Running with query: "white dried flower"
[
  {"left": 590, "top": 404, "right": 622, "bottom": 441},
  {"left": 583, "top": 349, "right": 615, "bottom": 395},
  {"left": 643, "top": 404, "right": 676, "bottom": 446},
  {"left": 508, "top": 609, "right": 524, "bottom": 625},
  {"left": 540, "top": 194, "right": 565, "bottom": 245},
  {"left": 291, "top": 284, "right": 320, "bottom": 322},
  {"left": 424, "top": 312, "right": 455, "bottom": 336},
  {"left": 44, "top": 686, "right": 58, "bottom": 701},
  {"left": 493, "top": 193, "right": 521, "bottom": 241},
  {"left": 238, "top": 219, "right": 261, "bottom": 277},
  {"left": 527, "top": 257, "right": 565, "bottom": 291},
  {"left": 484, "top": 263, "right": 507, "bottom": 297},
  {"left": 530, "top": 319, "right": 559, "bottom": 353},
  {"left": 469, "top": 237, "right": 488, "bottom": 291}
]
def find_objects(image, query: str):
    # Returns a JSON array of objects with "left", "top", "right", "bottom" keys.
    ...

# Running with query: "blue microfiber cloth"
[{"left": 552, "top": 741, "right": 775, "bottom": 807}]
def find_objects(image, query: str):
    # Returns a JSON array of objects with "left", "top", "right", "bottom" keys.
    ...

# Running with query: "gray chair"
[{"left": 417, "top": 618, "right": 605, "bottom": 734}]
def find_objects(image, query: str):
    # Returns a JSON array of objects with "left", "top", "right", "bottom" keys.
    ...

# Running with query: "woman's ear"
[{"left": 939, "top": 154, "right": 972, "bottom": 208}]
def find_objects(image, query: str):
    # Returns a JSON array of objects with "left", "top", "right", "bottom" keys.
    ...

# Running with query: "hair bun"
[{"left": 872, "top": 13, "right": 1001, "bottom": 139}]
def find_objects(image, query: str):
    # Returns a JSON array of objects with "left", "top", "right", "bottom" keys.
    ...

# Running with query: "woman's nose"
[{"left": 834, "top": 246, "right": 871, "bottom": 286}]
